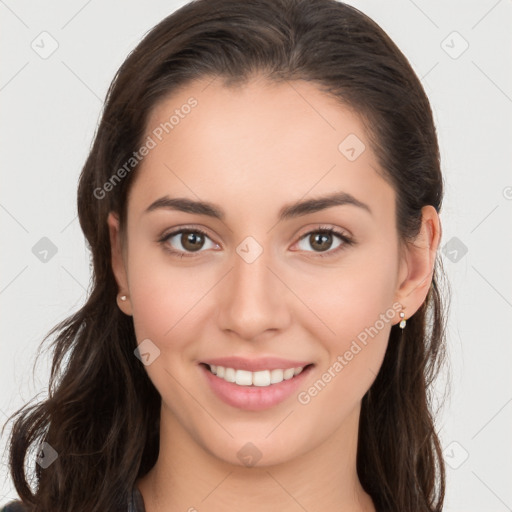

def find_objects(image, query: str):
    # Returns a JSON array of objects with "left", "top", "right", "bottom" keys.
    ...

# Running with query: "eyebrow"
[{"left": 144, "top": 191, "right": 372, "bottom": 220}]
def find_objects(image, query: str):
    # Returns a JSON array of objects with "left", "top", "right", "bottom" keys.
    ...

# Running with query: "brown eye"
[
  {"left": 295, "top": 228, "right": 353, "bottom": 256},
  {"left": 298, "top": 230, "right": 342, "bottom": 253},
  {"left": 161, "top": 228, "right": 218, "bottom": 256},
  {"left": 308, "top": 232, "right": 335, "bottom": 252},
  {"left": 180, "top": 231, "right": 205, "bottom": 252}
]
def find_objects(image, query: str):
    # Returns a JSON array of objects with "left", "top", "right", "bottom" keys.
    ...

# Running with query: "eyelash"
[{"left": 158, "top": 225, "right": 355, "bottom": 259}]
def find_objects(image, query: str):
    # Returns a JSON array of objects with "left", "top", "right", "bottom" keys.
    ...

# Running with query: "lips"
[{"left": 200, "top": 361, "right": 314, "bottom": 411}]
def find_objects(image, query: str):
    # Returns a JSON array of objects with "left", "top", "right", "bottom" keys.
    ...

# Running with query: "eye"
[
  {"left": 159, "top": 227, "right": 219, "bottom": 257},
  {"left": 294, "top": 227, "right": 354, "bottom": 257},
  {"left": 158, "top": 225, "right": 354, "bottom": 259}
]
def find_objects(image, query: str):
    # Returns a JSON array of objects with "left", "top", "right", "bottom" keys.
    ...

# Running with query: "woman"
[{"left": 2, "top": 0, "right": 448, "bottom": 511}]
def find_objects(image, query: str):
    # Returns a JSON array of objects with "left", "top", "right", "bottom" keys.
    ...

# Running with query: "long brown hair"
[{"left": 3, "top": 1, "right": 449, "bottom": 511}]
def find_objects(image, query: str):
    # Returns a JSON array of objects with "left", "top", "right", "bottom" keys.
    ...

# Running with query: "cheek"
[
  {"left": 126, "top": 255, "right": 214, "bottom": 402},
  {"left": 286, "top": 239, "right": 399, "bottom": 409},
  {"left": 126, "top": 248, "right": 213, "bottom": 346},
  {"left": 290, "top": 240, "right": 399, "bottom": 345},
  {"left": 290, "top": 252, "right": 398, "bottom": 433}
]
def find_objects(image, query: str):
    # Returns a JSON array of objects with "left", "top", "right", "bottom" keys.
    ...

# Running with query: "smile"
[
  {"left": 199, "top": 361, "right": 315, "bottom": 411},
  {"left": 206, "top": 364, "right": 307, "bottom": 387}
]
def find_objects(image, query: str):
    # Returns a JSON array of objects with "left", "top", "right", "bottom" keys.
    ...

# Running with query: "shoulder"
[{"left": 0, "top": 501, "right": 29, "bottom": 512}]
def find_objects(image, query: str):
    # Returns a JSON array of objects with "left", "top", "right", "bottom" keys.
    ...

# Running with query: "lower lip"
[{"left": 199, "top": 363, "right": 314, "bottom": 411}]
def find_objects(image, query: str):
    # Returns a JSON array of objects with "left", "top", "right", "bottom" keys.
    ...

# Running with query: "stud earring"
[
  {"left": 399, "top": 311, "right": 407, "bottom": 329},
  {"left": 120, "top": 295, "right": 127, "bottom": 302}
]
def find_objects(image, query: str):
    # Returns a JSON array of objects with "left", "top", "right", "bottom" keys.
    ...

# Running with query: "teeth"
[
  {"left": 283, "top": 368, "right": 295, "bottom": 380},
  {"left": 208, "top": 364, "right": 305, "bottom": 387},
  {"left": 224, "top": 367, "right": 236, "bottom": 383},
  {"left": 235, "top": 369, "right": 253, "bottom": 386}
]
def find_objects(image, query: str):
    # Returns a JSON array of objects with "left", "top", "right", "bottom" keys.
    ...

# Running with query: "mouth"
[
  {"left": 200, "top": 362, "right": 314, "bottom": 387},
  {"left": 199, "top": 361, "right": 315, "bottom": 411}
]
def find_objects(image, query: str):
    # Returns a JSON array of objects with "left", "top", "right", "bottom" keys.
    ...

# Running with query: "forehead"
[{"left": 128, "top": 76, "right": 394, "bottom": 221}]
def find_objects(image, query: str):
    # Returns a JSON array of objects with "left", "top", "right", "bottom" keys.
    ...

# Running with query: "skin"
[{"left": 108, "top": 75, "right": 441, "bottom": 512}]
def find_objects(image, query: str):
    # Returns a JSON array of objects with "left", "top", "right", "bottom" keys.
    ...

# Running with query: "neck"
[{"left": 137, "top": 402, "right": 375, "bottom": 512}]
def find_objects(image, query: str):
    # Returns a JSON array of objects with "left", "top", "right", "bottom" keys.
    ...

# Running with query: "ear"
[
  {"left": 107, "top": 211, "right": 133, "bottom": 316},
  {"left": 394, "top": 205, "right": 441, "bottom": 324}
]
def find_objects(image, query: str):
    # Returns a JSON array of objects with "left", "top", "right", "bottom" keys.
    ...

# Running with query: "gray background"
[{"left": 1, "top": 0, "right": 511, "bottom": 510}]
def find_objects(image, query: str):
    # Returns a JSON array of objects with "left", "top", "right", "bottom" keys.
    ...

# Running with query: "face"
[{"left": 108, "top": 76, "right": 425, "bottom": 467}]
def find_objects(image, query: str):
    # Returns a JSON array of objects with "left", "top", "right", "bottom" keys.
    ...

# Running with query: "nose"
[{"left": 217, "top": 243, "right": 291, "bottom": 341}]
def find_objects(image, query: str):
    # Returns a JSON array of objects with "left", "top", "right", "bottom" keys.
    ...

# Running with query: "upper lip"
[{"left": 200, "top": 356, "right": 313, "bottom": 372}]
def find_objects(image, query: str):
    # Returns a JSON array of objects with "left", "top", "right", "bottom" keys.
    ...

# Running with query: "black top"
[
  {"left": 129, "top": 486, "right": 146, "bottom": 512},
  {"left": 0, "top": 486, "right": 146, "bottom": 512}
]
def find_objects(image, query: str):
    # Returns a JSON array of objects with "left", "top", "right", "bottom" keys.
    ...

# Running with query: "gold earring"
[{"left": 399, "top": 311, "right": 407, "bottom": 329}]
